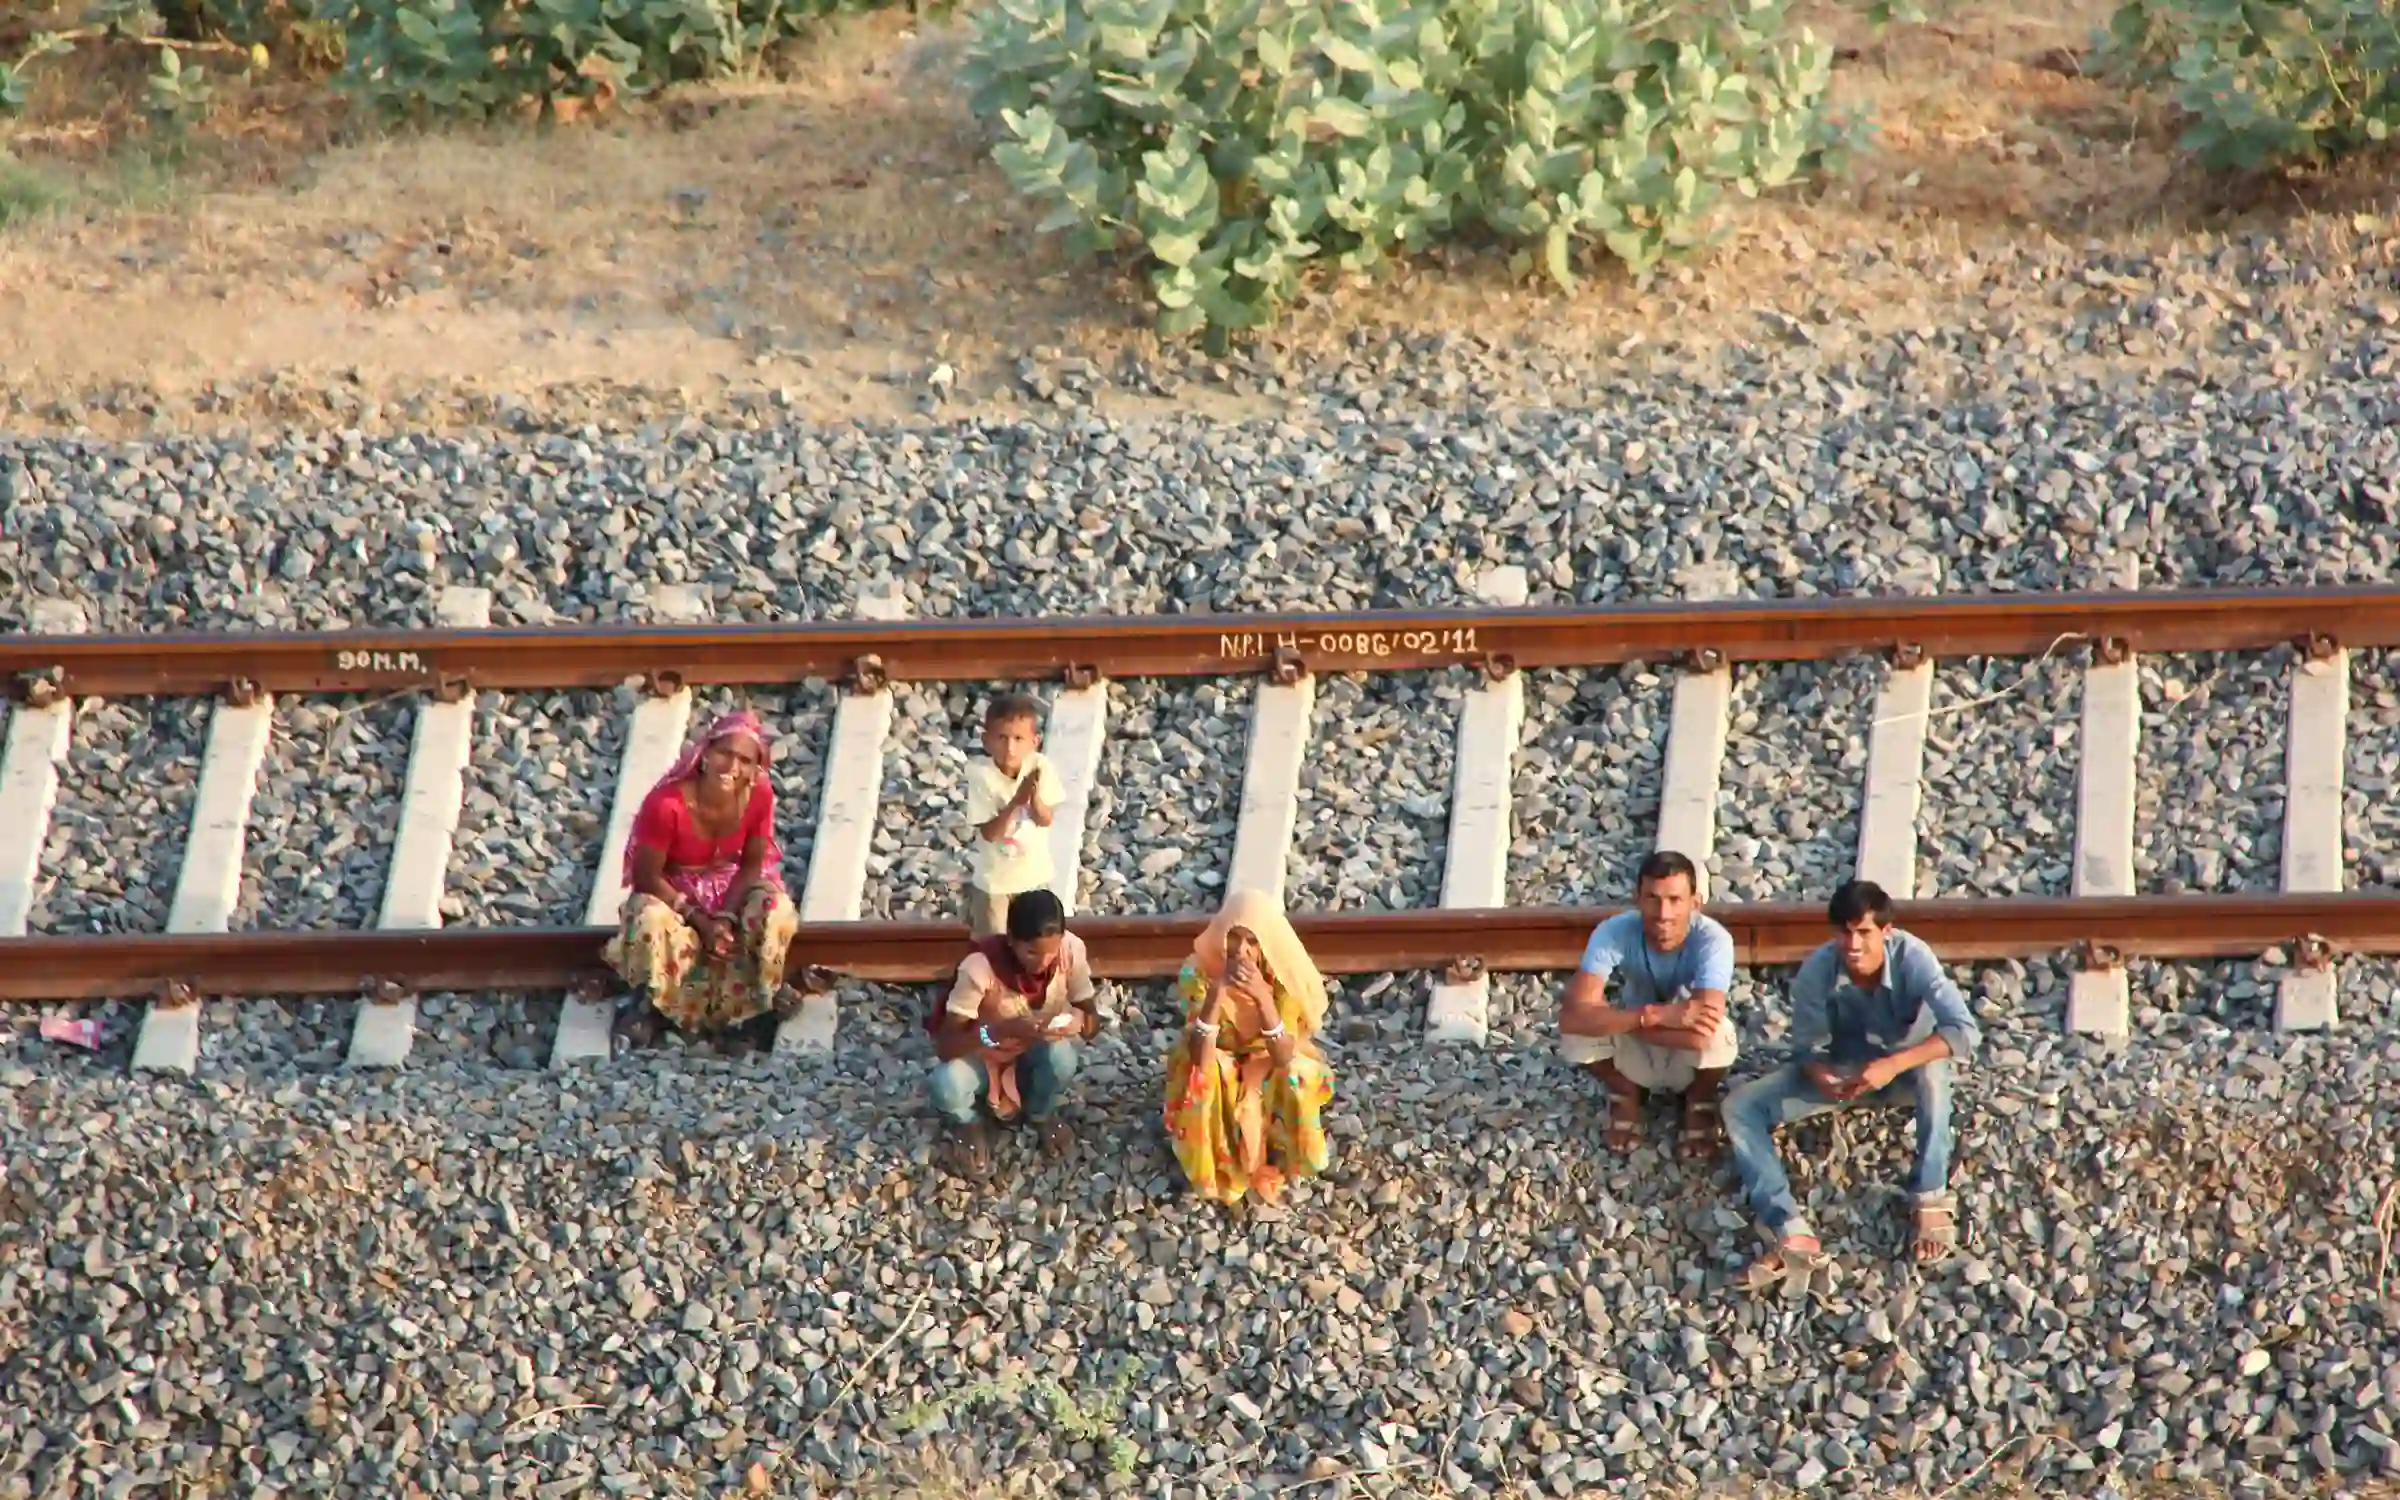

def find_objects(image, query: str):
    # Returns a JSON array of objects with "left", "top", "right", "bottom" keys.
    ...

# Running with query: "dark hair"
[
  {"left": 1828, "top": 879, "right": 1894, "bottom": 929},
  {"left": 986, "top": 692, "right": 1045, "bottom": 731},
  {"left": 1635, "top": 850, "right": 1700, "bottom": 894},
  {"left": 1005, "top": 887, "right": 1068, "bottom": 942}
]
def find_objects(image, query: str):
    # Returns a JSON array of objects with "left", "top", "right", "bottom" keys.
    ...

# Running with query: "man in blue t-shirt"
[
  {"left": 1559, "top": 850, "right": 1740, "bottom": 1160},
  {"left": 1726, "top": 878, "right": 1983, "bottom": 1287}
]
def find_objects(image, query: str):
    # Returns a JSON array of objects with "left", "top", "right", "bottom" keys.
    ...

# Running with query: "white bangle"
[
  {"left": 1191, "top": 1019, "right": 1219, "bottom": 1039},
  {"left": 1260, "top": 1021, "right": 1285, "bottom": 1039}
]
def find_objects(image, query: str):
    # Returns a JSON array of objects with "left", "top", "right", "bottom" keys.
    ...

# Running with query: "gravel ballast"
[
  {"left": 7, "top": 243, "right": 2400, "bottom": 1500},
  {"left": 3, "top": 992, "right": 2396, "bottom": 1500}
]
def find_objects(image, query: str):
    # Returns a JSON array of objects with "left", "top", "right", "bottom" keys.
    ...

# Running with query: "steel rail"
[
  {"left": 5, "top": 893, "right": 2397, "bottom": 1001},
  {"left": 0, "top": 585, "right": 2378, "bottom": 700}
]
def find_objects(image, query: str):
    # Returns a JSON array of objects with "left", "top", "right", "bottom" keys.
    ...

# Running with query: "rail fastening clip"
[
  {"left": 848, "top": 654, "right": 890, "bottom": 696},
  {"left": 14, "top": 666, "right": 65, "bottom": 709}
]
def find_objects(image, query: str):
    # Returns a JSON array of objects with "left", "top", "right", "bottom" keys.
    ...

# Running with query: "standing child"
[{"left": 962, "top": 692, "right": 1065, "bottom": 938}]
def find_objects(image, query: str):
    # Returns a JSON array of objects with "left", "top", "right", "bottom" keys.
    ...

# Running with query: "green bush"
[
  {"left": 153, "top": 0, "right": 314, "bottom": 45},
  {"left": 316, "top": 0, "right": 871, "bottom": 119},
  {"left": 961, "top": 0, "right": 1846, "bottom": 342},
  {"left": 2102, "top": 0, "right": 2400, "bottom": 170}
]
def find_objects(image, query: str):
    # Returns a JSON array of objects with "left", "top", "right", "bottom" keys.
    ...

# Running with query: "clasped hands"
[
  {"left": 686, "top": 907, "right": 739, "bottom": 960},
  {"left": 1804, "top": 1055, "right": 1899, "bottom": 1100}
]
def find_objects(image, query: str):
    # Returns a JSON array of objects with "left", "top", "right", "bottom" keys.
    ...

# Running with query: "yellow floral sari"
[{"left": 1162, "top": 890, "right": 1334, "bottom": 1204}]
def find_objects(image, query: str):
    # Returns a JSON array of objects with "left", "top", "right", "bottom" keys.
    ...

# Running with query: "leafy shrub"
[
  {"left": 0, "top": 1, "right": 269, "bottom": 124},
  {"left": 317, "top": 0, "right": 871, "bottom": 118},
  {"left": 152, "top": 0, "right": 317, "bottom": 45},
  {"left": 2102, "top": 0, "right": 2400, "bottom": 170},
  {"left": 961, "top": 0, "right": 1845, "bottom": 341}
]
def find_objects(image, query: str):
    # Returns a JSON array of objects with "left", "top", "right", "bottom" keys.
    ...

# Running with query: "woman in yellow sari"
[{"left": 1164, "top": 889, "right": 1334, "bottom": 1205}]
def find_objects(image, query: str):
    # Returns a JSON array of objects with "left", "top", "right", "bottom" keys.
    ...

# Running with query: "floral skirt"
[
  {"left": 602, "top": 887, "right": 797, "bottom": 1032},
  {"left": 1163, "top": 1038, "right": 1333, "bottom": 1205}
]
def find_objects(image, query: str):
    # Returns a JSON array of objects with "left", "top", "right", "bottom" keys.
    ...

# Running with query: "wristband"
[{"left": 978, "top": 1024, "right": 997, "bottom": 1049}]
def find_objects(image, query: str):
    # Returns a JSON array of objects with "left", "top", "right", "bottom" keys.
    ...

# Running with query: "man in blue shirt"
[
  {"left": 1560, "top": 850, "right": 1741, "bottom": 1160},
  {"left": 1725, "top": 878, "right": 1983, "bottom": 1285}
]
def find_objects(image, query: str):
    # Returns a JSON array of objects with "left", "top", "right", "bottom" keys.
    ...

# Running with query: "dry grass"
[{"left": 2, "top": 0, "right": 2397, "bottom": 433}]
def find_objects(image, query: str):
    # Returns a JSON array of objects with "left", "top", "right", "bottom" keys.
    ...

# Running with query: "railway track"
[{"left": 1, "top": 573, "right": 2393, "bottom": 1074}]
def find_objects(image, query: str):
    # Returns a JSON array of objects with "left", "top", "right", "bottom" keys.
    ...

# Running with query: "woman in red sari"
[{"left": 604, "top": 709, "right": 799, "bottom": 1047}]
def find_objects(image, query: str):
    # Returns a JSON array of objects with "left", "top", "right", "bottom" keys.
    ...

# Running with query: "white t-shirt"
[{"left": 962, "top": 754, "right": 1064, "bottom": 894}]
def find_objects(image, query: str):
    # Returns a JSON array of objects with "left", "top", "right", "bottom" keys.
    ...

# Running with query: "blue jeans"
[
  {"left": 1723, "top": 1060, "right": 1955, "bottom": 1235},
  {"left": 927, "top": 1040, "right": 1083, "bottom": 1125}
]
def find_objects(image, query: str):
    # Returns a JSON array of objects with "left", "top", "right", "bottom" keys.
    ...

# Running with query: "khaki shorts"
[
  {"left": 1563, "top": 1022, "right": 1739, "bottom": 1091},
  {"left": 962, "top": 885, "right": 1016, "bottom": 940}
]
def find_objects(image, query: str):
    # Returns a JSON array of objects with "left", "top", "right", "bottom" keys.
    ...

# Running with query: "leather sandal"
[
  {"left": 1910, "top": 1191, "right": 1959, "bottom": 1265},
  {"left": 1603, "top": 1088, "right": 1642, "bottom": 1151},
  {"left": 614, "top": 989, "right": 664, "bottom": 1050},
  {"left": 943, "top": 1118, "right": 993, "bottom": 1181},
  {"left": 1739, "top": 1220, "right": 1829, "bottom": 1293},
  {"left": 1679, "top": 1092, "right": 1723, "bottom": 1160}
]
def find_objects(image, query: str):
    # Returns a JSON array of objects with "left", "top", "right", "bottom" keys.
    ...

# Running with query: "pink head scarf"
[{"left": 618, "top": 709, "right": 784, "bottom": 892}]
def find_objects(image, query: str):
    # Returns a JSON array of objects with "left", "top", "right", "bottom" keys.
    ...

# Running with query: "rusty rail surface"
[
  {"left": 2, "top": 586, "right": 2383, "bottom": 700},
  {"left": 5, "top": 894, "right": 2396, "bottom": 1001}
]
